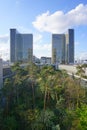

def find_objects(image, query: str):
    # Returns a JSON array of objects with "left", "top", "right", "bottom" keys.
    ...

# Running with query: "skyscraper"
[
  {"left": 52, "top": 29, "right": 74, "bottom": 64},
  {"left": 10, "top": 29, "right": 33, "bottom": 63},
  {"left": 67, "top": 29, "right": 74, "bottom": 64},
  {"left": 52, "top": 34, "right": 65, "bottom": 64},
  {"left": 10, "top": 29, "right": 16, "bottom": 62}
]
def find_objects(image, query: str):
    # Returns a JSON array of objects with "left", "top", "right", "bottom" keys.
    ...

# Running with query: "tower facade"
[
  {"left": 52, "top": 29, "right": 74, "bottom": 64},
  {"left": 10, "top": 29, "right": 33, "bottom": 63},
  {"left": 52, "top": 34, "right": 65, "bottom": 64},
  {"left": 10, "top": 29, "right": 16, "bottom": 63},
  {"left": 68, "top": 29, "right": 74, "bottom": 64}
]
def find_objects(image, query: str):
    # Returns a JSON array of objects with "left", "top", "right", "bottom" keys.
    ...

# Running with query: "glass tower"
[
  {"left": 52, "top": 29, "right": 74, "bottom": 64},
  {"left": 68, "top": 29, "right": 74, "bottom": 64},
  {"left": 10, "top": 29, "right": 16, "bottom": 63},
  {"left": 10, "top": 29, "right": 33, "bottom": 63},
  {"left": 52, "top": 34, "right": 65, "bottom": 64}
]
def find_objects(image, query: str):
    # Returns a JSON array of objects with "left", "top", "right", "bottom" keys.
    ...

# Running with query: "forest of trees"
[{"left": 0, "top": 62, "right": 87, "bottom": 130}]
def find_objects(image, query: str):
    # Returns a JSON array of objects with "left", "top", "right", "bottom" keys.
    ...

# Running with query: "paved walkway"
[{"left": 59, "top": 65, "right": 77, "bottom": 74}]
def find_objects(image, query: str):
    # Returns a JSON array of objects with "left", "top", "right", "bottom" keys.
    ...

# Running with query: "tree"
[
  {"left": 71, "top": 104, "right": 87, "bottom": 130},
  {"left": 38, "top": 66, "right": 55, "bottom": 110},
  {"left": 64, "top": 77, "right": 85, "bottom": 109},
  {"left": 36, "top": 109, "right": 55, "bottom": 130},
  {"left": 76, "top": 64, "right": 87, "bottom": 79},
  {"left": 26, "top": 62, "right": 39, "bottom": 108},
  {"left": 2, "top": 78, "right": 13, "bottom": 115},
  {"left": 11, "top": 62, "right": 27, "bottom": 105},
  {"left": 3, "top": 116, "right": 18, "bottom": 130}
]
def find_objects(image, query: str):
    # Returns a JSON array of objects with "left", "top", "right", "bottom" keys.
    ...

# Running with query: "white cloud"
[
  {"left": 33, "top": 42, "right": 51, "bottom": 58},
  {"left": 33, "top": 33, "right": 51, "bottom": 58},
  {"left": 33, "top": 34, "right": 42, "bottom": 43},
  {"left": 32, "top": 4, "right": 87, "bottom": 33},
  {"left": 75, "top": 52, "right": 87, "bottom": 60},
  {"left": 79, "top": 52, "right": 87, "bottom": 60},
  {"left": 17, "top": 26, "right": 33, "bottom": 33},
  {"left": 0, "top": 34, "right": 9, "bottom": 43},
  {"left": 0, "top": 34, "right": 10, "bottom": 61}
]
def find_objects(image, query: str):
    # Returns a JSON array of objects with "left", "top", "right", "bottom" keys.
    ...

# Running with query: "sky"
[{"left": 0, "top": 0, "right": 87, "bottom": 61}]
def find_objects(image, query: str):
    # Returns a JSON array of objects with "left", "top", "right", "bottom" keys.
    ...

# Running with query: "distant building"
[
  {"left": 0, "top": 59, "right": 3, "bottom": 88},
  {"left": 40, "top": 57, "right": 47, "bottom": 64},
  {"left": 52, "top": 29, "right": 74, "bottom": 64},
  {"left": 10, "top": 29, "right": 33, "bottom": 63},
  {"left": 75, "top": 59, "right": 87, "bottom": 64},
  {"left": 40, "top": 57, "right": 51, "bottom": 65},
  {"left": 46, "top": 57, "right": 51, "bottom": 64},
  {"left": 33, "top": 56, "right": 40, "bottom": 64}
]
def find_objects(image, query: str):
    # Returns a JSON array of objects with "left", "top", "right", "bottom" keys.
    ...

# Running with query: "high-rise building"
[
  {"left": 52, "top": 29, "right": 74, "bottom": 64},
  {"left": 66, "top": 29, "right": 74, "bottom": 64},
  {"left": 52, "top": 34, "right": 65, "bottom": 64},
  {"left": 10, "top": 29, "right": 16, "bottom": 62},
  {"left": 10, "top": 29, "right": 33, "bottom": 63}
]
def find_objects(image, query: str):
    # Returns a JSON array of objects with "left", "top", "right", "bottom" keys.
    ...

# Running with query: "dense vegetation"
[
  {"left": 76, "top": 64, "right": 87, "bottom": 79},
  {"left": 0, "top": 62, "right": 87, "bottom": 130}
]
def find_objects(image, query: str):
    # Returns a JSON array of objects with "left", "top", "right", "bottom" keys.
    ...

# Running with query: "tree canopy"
[{"left": 0, "top": 62, "right": 87, "bottom": 130}]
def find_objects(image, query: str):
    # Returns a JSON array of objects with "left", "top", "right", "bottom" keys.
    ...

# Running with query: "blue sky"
[{"left": 0, "top": 0, "right": 87, "bottom": 60}]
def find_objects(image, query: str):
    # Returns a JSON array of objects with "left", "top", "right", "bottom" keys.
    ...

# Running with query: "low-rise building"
[{"left": 40, "top": 57, "right": 51, "bottom": 65}]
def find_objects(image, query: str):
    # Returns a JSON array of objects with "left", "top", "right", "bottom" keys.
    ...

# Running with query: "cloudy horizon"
[{"left": 0, "top": 2, "right": 87, "bottom": 61}]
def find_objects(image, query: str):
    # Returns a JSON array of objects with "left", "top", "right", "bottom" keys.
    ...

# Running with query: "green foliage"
[
  {"left": 76, "top": 64, "right": 87, "bottom": 78},
  {"left": 3, "top": 116, "right": 18, "bottom": 130},
  {"left": 0, "top": 63, "right": 87, "bottom": 130},
  {"left": 52, "top": 124, "right": 60, "bottom": 130},
  {"left": 75, "top": 104, "right": 87, "bottom": 130}
]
